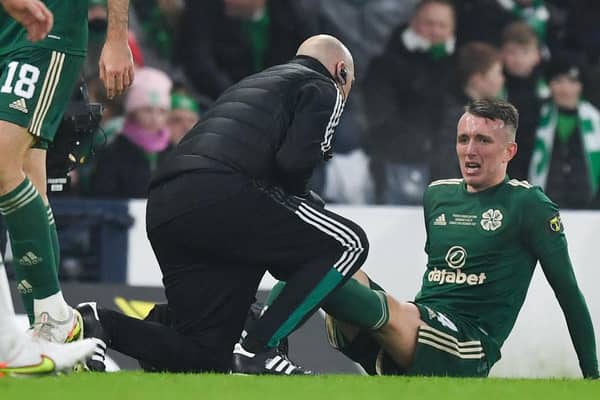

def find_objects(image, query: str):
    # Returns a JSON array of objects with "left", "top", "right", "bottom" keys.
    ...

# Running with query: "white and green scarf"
[
  {"left": 401, "top": 28, "right": 455, "bottom": 60},
  {"left": 528, "top": 101, "right": 600, "bottom": 196}
]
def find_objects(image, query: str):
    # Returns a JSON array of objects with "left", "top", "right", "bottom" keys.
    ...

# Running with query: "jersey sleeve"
[
  {"left": 523, "top": 188, "right": 599, "bottom": 378},
  {"left": 274, "top": 80, "right": 343, "bottom": 195},
  {"left": 522, "top": 187, "right": 567, "bottom": 258},
  {"left": 540, "top": 251, "right": 599, "bottom": 378}
]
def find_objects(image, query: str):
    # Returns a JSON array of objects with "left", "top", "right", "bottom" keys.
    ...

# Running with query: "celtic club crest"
[{"left": 480, "top": 209, "right": 503, "bottom": 231}]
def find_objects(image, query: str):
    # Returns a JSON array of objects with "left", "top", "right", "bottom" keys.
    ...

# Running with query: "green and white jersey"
[
  {"left": 0, "top": 0, "right": 88, "bottom": 56},
  {"left": 415, "top": 176, "right": 567, "bottom": 354}
]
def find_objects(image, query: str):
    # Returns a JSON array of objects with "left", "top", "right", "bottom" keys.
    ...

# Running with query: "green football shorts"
[
  {"left": 326, "top": 303, "right": 496, "bottom": 377},
  {"left": 0, "top": 46, "right": 84, "bottom": 149}
]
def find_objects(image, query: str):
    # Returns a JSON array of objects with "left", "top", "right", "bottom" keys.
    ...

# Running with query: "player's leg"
[
  {"left": 322, "top": 275, "right": 491, "bottom": 376},
  {"left": 145, "top": 176, "right": 368, "bottom": 374},
  {"left": 316, "top": 271, "right": 422, "bottom": 371},
  {"left": 0, "top": 260, "right": 97, "bottom": 376},
  {"left": 23, "top": 148, "right": 59, "bottom": 269},
  {"left": 76, "top": 208, "right": 266, "bottom": 373},
  {"left": 394, "top": 304, "right": 492, "bottom": 377},
  {"left": 264, "top": 272, "right": 390, "bottom": 340},
  {"left": 90, "top": 293, "right": 257, "bottom": 374},
  {"left": 0, "top": 46, "right": 84, "bottom": 338},
  {"left": 229, "top": 187, "right": 369, "bottom": 374},
  {"left": 79, "top": 263, "right": 262, "bottom": 373},
  {"left": 0, "top": 255, "right": 24, "bottom": 360}
]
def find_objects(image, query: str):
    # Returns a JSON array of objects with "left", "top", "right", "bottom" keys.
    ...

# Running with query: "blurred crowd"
[{"left": 64, "top": 0, "right": 600, "bottom": 209}]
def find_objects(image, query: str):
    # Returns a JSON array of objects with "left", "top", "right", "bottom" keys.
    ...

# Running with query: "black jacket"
[{"left": 151, "top": 56, "right": 345, "bottom": 197}]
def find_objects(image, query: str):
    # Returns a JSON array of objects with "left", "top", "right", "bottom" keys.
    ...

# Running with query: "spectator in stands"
[
  {"left": 175, "top": 0, "right": 315, "bottom": 101},
  {"left": 501, "top": 21, "right": 549, "bottom": 179},
  {"left": 130, "top": 0, "right": 184, "bottom": 66},
  {"left": 84, "top": 0, "right": 108, "bottom": 79},
  {"left": 455, "top": 0, "right": 564, "bottom": 53},
  {"left": 168, "top": 92, "right": 200, "bottom": 145},
  {"left": 559, "top": 0, "right": 600, "bottom": 65},
  {"left": 93, "top": 67, "right": 173, "bottom": 199},
  {"left": 528, "top": 56, "right": 600, "bottom": 209},
  {"left": 558, "top": 0, "right": 600, "bottom": 109},
  {"left": 363, "top": 0, "right": 456, "bottom": 204},
  {"left": 437, "top": 42, "right": 505, "bottom": 180},
  {"left": 301, "top": 0, "right": 419, "bottom": 79},
  {"left": 299, "top": 0, "right": 418, "bottom": 204}
]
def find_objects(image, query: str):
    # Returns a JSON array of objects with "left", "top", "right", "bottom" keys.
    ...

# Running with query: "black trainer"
[
  {"left": 231, "top": 343, "right": 313, "bottom": 375},
  {"left": 76, "top": 302, "right": 108, "bottom": 372}
]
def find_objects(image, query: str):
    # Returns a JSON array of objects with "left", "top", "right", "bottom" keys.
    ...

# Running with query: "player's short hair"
[
  {"left": 457, "top": 42, "right": 501, "bottom": 88},
  {"left": 502, "top": 21, "right": 539, "bottom": 48},
  {"left": 465, "top": 99, "right": 519, "bottom": 140}
]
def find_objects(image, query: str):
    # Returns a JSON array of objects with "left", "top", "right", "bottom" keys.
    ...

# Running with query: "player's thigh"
[
  {"left": 153, "top": 177, "right": 368, "bottom": 278},
  {"left": 373, "top": 299, "right": 422, "bottom": 369},
  {"left": 250, "top": 186, "right": 369, "bottom": 280},
  {"left": 0, "top": 120, "right": 32, "bottom": 176},
  {"left": 394, "top": 304, "right": 492, "bottom": 377},
  {"left": 23, "top": 148, "right": 47, "bottom": 200},
  {"left": 0, "top": 47, "right": 84, "bottom": 150}
]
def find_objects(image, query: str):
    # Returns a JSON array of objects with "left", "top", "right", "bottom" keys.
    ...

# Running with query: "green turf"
[{"left": 1, "top": 373, "right": 598, "bottom": 400}]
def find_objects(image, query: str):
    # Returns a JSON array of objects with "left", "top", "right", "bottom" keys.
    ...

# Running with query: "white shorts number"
[{"left": 1, "top": 61, "right": 40, "bottom": 99}]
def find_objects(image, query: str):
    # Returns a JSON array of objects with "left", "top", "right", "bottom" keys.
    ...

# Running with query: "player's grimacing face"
[{"left": 456, "top": 113, "right": 516, "bottom": 192}]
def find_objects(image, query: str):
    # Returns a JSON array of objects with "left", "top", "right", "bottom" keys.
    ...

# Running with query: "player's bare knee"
[
  {"left": 0, "top": 121, "right": 32, "bottom": 187},
  {"left": 350, "top": 270, "right": 370, "bottom": 286},
  {"left": 380, "top": 297, "right": 421, "bottom": 334}
]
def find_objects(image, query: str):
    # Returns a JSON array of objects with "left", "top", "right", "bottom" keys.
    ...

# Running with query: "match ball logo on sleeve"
[
  {"left": 548, "top": 213, "right": 563, "bottom": 233},
  {"left": 480, "top": 209, "right": 503, "bottom": 231}
]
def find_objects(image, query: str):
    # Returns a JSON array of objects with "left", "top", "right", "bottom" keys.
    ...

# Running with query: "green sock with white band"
[
  {"left": 0, "top": 178, "right": 61, "bottom": 322},
  {"left": 267, "top": 277, "right": 389, "bottom": 330}
]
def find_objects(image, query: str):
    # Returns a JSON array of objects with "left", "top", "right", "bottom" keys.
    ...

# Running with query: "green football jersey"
[
  {"left": 0, "top": 0, "right": 88, "bottom": 56},
  {"left": 415, "top": 176, "right": 567, "bottom": 357}
]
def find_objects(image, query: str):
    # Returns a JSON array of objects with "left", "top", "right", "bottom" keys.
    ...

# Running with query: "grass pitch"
[{"left": 1, "top": 372, "right": 599, "bottom": 400}]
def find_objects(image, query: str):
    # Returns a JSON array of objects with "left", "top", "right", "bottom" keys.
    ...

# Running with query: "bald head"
[{"left": 297, "top": 35, "right": 355, "bottom": 99}]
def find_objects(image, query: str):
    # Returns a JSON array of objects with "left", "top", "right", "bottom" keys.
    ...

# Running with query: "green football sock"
[
  {"left": 0, "top": 178, "right": 60, "bottom": 323},
  {"left": 266, "top": 278, "right": 389, "bottom": 330},
  {"left": 323, "top": 278, "right": 389, "bottom": 330}
]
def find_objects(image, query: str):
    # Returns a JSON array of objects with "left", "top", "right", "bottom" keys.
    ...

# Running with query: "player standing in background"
[
  {"left": 0, "top": 0, "right": 133, "bottom": 345},
  {"left": 0, "top": 0, "right": 101, "bottom": 377},
  {"left": 268, "top": 98, "right": 599, "bottom": 378}
]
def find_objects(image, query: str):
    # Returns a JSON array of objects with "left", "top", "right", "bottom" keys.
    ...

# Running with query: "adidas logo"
[
  {"left": 433, "top": 213, "right": 447, "bottom": 226},
  {"left": 17, "top": 280, "right": 33, "bottom": 294},
  {"left": 265, "top": 354, "right": 298, "bottom": 375},
  {"left": 9, "top": 98, "right": 28, "bottom": 113},
  {"left": 18, "top": 251, "right": 42, "bottom": 266}
]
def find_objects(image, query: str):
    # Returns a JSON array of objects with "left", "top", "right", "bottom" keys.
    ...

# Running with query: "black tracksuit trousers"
[{"left": 98, "top": 172, "right": 369, "bottom": 372}]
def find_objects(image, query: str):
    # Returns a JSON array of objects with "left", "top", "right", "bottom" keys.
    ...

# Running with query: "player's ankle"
[{"left": 33, "top": 291, "right": 71, "bottom": 321}]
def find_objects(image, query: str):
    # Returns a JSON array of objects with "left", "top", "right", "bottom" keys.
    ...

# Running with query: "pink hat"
[{"left": 125, "top": 67, "right": 172, "bottom": 113}]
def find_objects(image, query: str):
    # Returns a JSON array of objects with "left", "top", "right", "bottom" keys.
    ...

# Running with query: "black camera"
[{"left": 46, "top": 81, "right": 103, "bottom": 192}]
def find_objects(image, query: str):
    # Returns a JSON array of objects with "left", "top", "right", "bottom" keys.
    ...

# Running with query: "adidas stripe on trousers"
[{"left": 99, "top": 172, "right": 369, "bottom": 372}]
